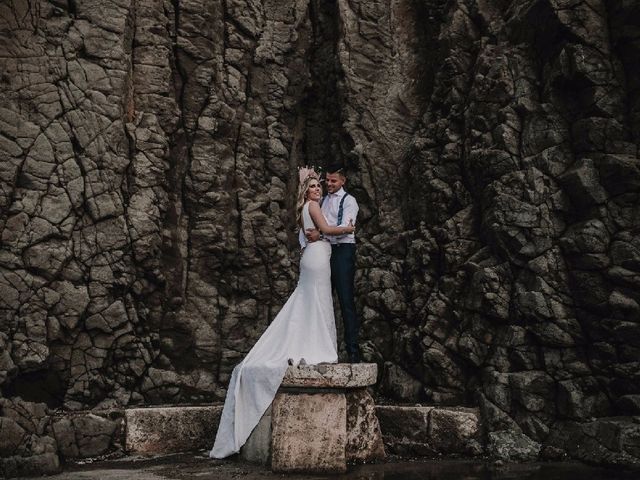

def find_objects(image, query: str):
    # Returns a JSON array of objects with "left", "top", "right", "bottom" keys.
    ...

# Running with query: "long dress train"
[{"left": 210, "top": 201, "right": 338, "bottom": 458}]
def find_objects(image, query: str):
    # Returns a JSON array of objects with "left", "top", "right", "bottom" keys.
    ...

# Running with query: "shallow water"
[
  {"left": 343, "top": 460, "right": 638, "bottom": 480},
  {"left": 51, "top": 455, "right": 639, "bottom": 480}
]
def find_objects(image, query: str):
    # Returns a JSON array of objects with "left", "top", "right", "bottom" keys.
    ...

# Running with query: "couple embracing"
[{"left": 210, "top": 164, "right": 361, "bottom": 458}]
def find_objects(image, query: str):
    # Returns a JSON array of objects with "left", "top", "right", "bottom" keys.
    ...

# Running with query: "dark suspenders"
[
  {"left": 320, "top": 193, "right": 349, "bottom": 225},
  {"left": 337, "top": 194, "right": 348, "bottom": 225}
]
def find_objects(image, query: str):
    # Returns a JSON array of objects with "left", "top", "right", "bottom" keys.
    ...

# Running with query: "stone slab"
[
  {"left": 124, "top": 405, "right": 222, "bottom": 454},
  {"left": 280, "top": 363, "right": 377, "bottom": 389},
  {"left": 271, "top": 392, "right": 347, "bottom": 473},
  {"left": 12, "top": 401, "right": 483, "bottom": 469},
  {"left": 376, "top": 405, "right": 481, "bottom": 456}
]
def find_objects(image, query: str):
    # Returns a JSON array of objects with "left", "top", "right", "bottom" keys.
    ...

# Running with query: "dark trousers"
[{"left": 330, "top": 243, "right": 359, "bottom": 359}]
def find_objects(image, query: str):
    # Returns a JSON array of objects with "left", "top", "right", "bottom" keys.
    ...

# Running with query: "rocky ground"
[{"left": 1, "top": 0, "right": 640, "bottom": 474}]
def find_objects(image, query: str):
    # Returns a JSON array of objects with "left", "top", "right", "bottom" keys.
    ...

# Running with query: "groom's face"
[{"left": 325, "top": 173, "right": 345, "bottom": 194}]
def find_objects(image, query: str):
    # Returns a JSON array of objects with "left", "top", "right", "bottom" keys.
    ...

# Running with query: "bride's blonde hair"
[
  {"left": 296, "top": 167, "right": 321, "bottom": 228},
  {"left": 296, "top": 176, "right": 316, "bottom": 228}
]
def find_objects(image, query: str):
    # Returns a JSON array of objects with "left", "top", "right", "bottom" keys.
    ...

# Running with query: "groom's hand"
[{"left": 306, "top": 228, "right": 320, "bottom": 242}]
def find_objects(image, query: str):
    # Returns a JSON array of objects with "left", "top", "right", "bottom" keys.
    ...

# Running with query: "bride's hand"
[{"left": 344, "top": 220, "right": 355, "bottom": 234}]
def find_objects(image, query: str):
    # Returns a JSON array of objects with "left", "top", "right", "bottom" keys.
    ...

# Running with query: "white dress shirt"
[
  {"left": 299, "top": 188, "right": 358, "bottom": 248},
  {"left": 322, "top": 187, "right": 358, "bottom": 244}
]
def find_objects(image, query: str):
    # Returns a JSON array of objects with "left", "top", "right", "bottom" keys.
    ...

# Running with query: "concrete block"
[
  {"left": 376, "top": 405, "right": 433, "bottom": 441},
  {"left": 429, "top": 407, "right": 480, "bottom": 453},
  {"left": 125, "top": 405, "right": 222, "bottom": 454},
  {"left": 376, "top": 405, "right": 481, "bottom": 456}
]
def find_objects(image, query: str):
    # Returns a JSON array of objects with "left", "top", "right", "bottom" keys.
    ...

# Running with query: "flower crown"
[{"left": 298, "top": 165, "right": 322, "bottom": 185}]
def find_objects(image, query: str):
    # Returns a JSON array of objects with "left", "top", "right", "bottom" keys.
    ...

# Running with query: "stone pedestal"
[
  {"left": 240, "top": 363, "right": 385, "bottom": 473},
  {"left": 272, "top": 392, "right": 348, "bottom": 473}
]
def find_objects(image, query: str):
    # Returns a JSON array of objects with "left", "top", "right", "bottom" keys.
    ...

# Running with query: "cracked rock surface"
[{"left": 1, "top": 0, "right": 640, "bottom": 471}]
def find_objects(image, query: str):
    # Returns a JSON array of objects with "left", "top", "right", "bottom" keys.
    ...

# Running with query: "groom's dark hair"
[{"left": 326, "top": 162, "right": 346, "bottom": 176}]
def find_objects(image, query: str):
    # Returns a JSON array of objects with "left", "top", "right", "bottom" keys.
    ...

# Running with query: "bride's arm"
[{"left": 308, "top": 201, "right": 355, "bottom": 235}]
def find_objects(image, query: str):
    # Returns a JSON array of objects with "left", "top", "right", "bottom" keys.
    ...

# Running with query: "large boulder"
[
  {"left": 0, "top": 398, "right": 60, "bottom": 477},
  {"left": 488, "top": 430, "right": 541, "bottom": 462}
]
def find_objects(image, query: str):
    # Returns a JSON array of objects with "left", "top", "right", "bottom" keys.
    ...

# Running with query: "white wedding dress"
[{"left": 210, "top": 201, "right": 338, "bottom": 458}]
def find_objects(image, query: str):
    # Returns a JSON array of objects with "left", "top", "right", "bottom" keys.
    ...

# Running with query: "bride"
[{"left": 210, "top": 167, "right": 356, "bottom": 458}]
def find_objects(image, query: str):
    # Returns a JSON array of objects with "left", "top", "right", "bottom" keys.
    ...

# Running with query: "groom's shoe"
[{"left": 348, "top": 353, "right": 361, "bottom": 364}]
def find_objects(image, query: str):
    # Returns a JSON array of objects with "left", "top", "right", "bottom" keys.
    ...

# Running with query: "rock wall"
[
  {"left": 396, "top": 0, "right": 640, "bottom": 450},
  {"left": 1, "top": 0, "right": 640, "bottom": 467}
]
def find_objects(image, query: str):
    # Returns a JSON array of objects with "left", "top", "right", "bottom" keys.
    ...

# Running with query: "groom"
[{"left": 304, "top": 164, "right": 360, "bottom": 363}]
